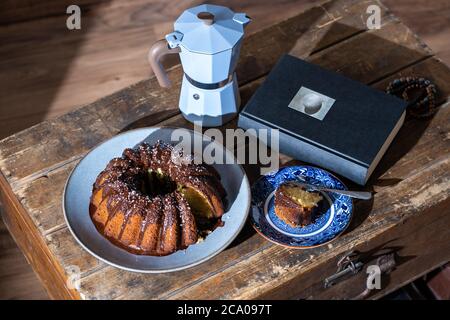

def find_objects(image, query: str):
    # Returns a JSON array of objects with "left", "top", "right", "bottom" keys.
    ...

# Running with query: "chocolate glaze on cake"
[{"left": 89, "top": 141, "right": 226, "bottom": 256}]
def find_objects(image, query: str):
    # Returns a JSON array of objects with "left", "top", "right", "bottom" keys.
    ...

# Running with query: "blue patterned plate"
[{"left": 251, "top": 166, "right": 353, "bottom": 248}]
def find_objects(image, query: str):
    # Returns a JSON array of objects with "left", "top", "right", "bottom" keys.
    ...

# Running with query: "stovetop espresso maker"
[{"left": 149, "top": 4, "right": 250, "bottom": 127}]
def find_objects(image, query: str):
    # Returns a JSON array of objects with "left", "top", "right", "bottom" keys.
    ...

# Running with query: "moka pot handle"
[{"left": 148, "top": 39, "right": 180, "bottom": 88}]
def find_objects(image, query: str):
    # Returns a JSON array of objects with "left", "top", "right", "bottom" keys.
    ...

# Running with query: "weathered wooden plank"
[
  {"left": 282, "top": 0, "right": 395, "bottom": 57},
  {"left": 368, "top": 207, "right": 450, "bottom": 300},
  {"left": 369, "top": 107, "right": 450, "bottom": 184},
  {"left": 46, "top": 227, "right": 105, "bottom": 274},
  {"left": 78, "top": 226, "right": 269, "bottom": 299},
  {"left": 309, "top": 20, "right": 432, "bottom": 83},
  {"left": 0, "top": 107, "right": 112, "bottom": 185},
  {"left": 15, "top": 162, "right": 77, "bottom": 235},
  {"left": 265, "top": 196, "right": 450, "bottom": 299},
  {"left": 0, "top": 173, "right": 80, "bottom": 299},
  {"left": 0, "top": 80, "right": 182, "bottom": 186},
  {"left": 0, "top": 217, "right": 48, "bottom": 300},
  {"left": 236, "top": 0, "right": 394, "bottom": 84}
]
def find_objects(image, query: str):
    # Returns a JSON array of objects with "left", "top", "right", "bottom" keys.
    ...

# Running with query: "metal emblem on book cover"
[{"left": 288, "top": 86, "right": 335, "bottom": 120}]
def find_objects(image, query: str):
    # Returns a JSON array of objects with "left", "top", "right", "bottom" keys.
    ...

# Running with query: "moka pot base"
[{"left": 179, "top": 73, "right": 240, "bottom": 127}]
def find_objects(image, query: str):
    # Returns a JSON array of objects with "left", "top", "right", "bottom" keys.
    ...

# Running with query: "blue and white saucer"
[{"left": 250, "top": 166, "right": 353, "bottom": 248}]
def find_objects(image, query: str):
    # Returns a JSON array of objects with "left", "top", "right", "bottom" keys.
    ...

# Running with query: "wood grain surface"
[{"left": 0, "top": 0, "right": 449, "bottom": 299}]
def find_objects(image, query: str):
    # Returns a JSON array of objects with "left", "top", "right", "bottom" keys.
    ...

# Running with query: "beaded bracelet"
[{"left": 386, "top": 77, "right": 438, "bottom": 118}]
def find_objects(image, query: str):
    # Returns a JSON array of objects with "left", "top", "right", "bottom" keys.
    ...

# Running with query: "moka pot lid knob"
[{"left": 170, "top": 4, "right": 251, "bottom": 55}]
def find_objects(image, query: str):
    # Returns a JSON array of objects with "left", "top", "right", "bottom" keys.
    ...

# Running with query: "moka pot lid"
[{"left": 168, "top": 4, "right": 250, "bottom": 55}]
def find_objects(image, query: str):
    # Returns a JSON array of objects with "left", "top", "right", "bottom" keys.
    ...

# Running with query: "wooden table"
[{"left": 1, "top": 0, "right": 449, "bottom": 300}]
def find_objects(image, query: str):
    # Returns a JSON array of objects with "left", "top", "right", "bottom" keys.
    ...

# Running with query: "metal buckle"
[{"left": 324, "top": 251, "right": 364, "bottom": 288}]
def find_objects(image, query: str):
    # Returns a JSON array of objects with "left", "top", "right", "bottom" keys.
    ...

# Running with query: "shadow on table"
[
  {"left": 356, "top": 238, "right": 417, "bottom": 299},
  {"left": 0, "top": 1, "right": 103, "bottom": 139}
]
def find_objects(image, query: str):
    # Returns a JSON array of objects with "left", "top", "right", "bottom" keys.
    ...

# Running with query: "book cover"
[{"left": 238, "top": 54, "right": 407, "bottom": 184}]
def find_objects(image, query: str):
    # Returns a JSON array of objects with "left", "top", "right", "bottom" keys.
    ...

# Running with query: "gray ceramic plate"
[{"left": 63, "top": 127, "right": 250, "bottom": 273}]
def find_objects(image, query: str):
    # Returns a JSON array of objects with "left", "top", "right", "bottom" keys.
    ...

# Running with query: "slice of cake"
[{"left": 274, "top": 182, "right": 323, "bottom": 227}]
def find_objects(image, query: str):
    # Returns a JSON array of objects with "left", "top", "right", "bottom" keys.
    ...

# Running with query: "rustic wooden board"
[{"left": 0, "top": 0, "right": 449, "bottom": 299}]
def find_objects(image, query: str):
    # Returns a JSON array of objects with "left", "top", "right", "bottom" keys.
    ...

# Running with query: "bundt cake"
[
  {"left": 89, "top": 141, "right": 226, "bottom": 256},
  {"left": 274, "top": 182, "right": 322, "bottom": 227}
]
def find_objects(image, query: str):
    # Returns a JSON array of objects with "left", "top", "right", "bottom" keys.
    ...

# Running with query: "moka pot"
[{"left": 148, "top": 4, "right": 251, "bottom": 127}]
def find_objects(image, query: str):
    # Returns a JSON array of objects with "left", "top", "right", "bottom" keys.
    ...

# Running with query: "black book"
[{"left": 238, "top": 54, "right": 407, "bottom": 185}]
